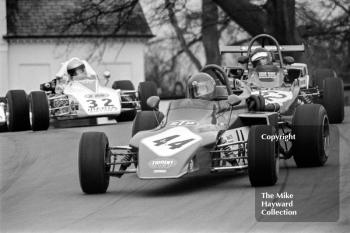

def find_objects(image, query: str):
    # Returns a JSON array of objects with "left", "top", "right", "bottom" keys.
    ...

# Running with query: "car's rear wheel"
[
  {"left": 79, "top": 132, "right": 110, "bottom": 194},
  {"left": 138, "top": 81, "right": 158, "bottom": 111},
  {"left": 132, "top": 111, "right": 164, "bottom": 137},
  {"left": 292, "top": 104, "right": 329, "bottom": 167},
  {"left": 247, "top": 125, "right": 278, "bottom": 186},
  {"left": 5, "top": 90, "right": 30, "bottom": 131},
  {"left": 312, "top": 68, "right": 336, "bottom": 88},
  {"left": 28, "top": 91, "right": 50, "bottom": 131},
  {"left": 323, "top": 78, "right": 344, "bottom": 123},
  {"left": 112, "top": 80, "right": 134, "bottom": 90},
  {"left": 112, "top": 80, "right": 137, "bottom": 122}
]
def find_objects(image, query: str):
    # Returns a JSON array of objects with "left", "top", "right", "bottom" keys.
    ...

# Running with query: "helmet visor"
[
  {"left": 67, "top": 64, "right": 86, "bottom": 77},
  {"left": 191, "top": 80, "right": 215, "bottom": 98}
]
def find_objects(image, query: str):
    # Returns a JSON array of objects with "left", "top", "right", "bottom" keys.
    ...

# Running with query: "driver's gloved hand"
[
  {"left": 246, "top": 95, "right": 265, "bottom": 111},
  {"left": 265, "top": 103, "right": 280, "bottom": 112}
]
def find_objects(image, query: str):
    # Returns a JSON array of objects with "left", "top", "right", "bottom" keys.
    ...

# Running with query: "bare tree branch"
[{"left": 165, "top": 0, "right": 202, "bottom": 70}]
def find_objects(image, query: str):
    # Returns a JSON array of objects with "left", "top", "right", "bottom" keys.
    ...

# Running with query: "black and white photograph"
[{"left": 0, "top": 0, "right": 349, "bottom": 232}]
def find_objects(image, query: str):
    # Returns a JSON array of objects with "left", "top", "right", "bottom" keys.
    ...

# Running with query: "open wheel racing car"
[
  {"left": 221, "top": 34, "right": 344, "bottom": 124},
  {"left": 0, "top": 63, "right": 158, "bottom": 132},
  {"left": 78, "top": 45, "right": 332, "bottom": 193}
]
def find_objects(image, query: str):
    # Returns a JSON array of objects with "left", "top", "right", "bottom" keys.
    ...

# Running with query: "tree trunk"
[
  {"left": 213, "top": 0, "right": 268, "bottom": 36},
  {"left": 214, "top": 0, "right": 303, "bottom": 60},
  {"left": 265, "top": 0, "right": 299, "bottom": 44},
  {"left": 202, "top": 0, "right": 220, "bottom": 65},
  {"left": 213, "top": 0, "right": 301, "bottom": 45},
  {"left": 165, "top": 0, "right": 202, "bottom": 70}
]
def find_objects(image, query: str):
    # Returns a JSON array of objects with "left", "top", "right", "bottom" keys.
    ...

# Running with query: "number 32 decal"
[{"left": 86, "top": 98, "right": 114, "bottom": 108}]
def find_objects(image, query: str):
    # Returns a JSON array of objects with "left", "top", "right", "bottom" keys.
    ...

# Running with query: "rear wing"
[{"left": 220, "top": 45, "right": 305, "bottom": 54}]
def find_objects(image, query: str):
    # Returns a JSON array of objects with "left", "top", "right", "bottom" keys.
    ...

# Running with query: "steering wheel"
[
  {"left": 200, "top": 64, "right": 232, "bottom": 95},
  {"left": 246, "top": 34, "right": 284, "bottom": 68}
]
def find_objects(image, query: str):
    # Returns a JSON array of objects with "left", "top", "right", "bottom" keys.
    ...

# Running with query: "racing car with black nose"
[
  {"left": 1, "top": 62, "right": 157, "bottom": 132},
  {"left": 221, "top": 33, "right": 344, "bottom": 123},
  {"left": 78, "top": 63, "right": 330, "bottom": 194}
]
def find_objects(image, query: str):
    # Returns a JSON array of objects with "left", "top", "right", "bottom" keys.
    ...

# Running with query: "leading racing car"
[{"left": 78, "top": 52, "right": 331, "bottom": 193}]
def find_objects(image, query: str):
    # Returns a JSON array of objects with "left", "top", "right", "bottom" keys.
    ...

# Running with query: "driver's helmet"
[
  {"left": 67, "top": 58, "right": 87, "bottom": 80},
  {"left": 187, "top": 73, "right": 216, "bottom": 100},
  {"left": 251, "top": 48, "right": 272, "bottom": 67}
]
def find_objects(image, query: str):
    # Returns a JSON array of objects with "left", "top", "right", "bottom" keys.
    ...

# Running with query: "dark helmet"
[
  {"left": 251, "top": 48, "right": 272, "bottom": 67},
  {"left": 187, "top": 73, "right": 216, "bottom": 100}
]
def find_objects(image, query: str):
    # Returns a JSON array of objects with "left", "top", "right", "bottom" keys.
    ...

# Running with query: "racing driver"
[
  {"left": 251, "top": 48, "right": 273, "bottom": 68},
  {"left": 54, "top": 57, "right": 97, "bottom": 93}
]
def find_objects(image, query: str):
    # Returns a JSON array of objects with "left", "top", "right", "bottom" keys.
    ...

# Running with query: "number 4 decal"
[
  {"left": 153, "top": 135, "right": 179, "bottom": 146},
  {"left": 142, "top": 126, "right": 201, "bottom": 157},
  {"left": 153, "top": 135, "right": 195, "bottom": 150},
  {"left": 168, "top": 139, "right": 195, "bottom": 150}
]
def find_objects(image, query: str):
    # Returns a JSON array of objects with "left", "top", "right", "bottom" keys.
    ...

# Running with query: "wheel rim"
[
  {"left": 105, "top": 144, "right": 111, "bottom": 175},
  {"left": 322, "top": 115, "right": 330, "bottom": 159},
  {"left": 5, "top": 103, "right": 10, "bottom": 127},
  {"left": 29, "top": 101, "right": 33, "bottom": 128},
  {"left": 275, "top": 151, "right": 280, "bottom": 178}
]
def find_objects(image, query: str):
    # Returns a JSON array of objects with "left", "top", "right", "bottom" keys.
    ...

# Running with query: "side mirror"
[
  {"left": 228, "top": 94, "right": 242, "bottom": 106},
  {"left": 147, "top": 96, "right": 160, "bottom": 110},
  {"left": 238, "top": 56, "right": 249, "bottom": 64},
  {"left": 283, "top": 56, "right": 294, "bottom": 65},
  {"left": 103, "top": 70, "right": 111, "bottom": 79},
  {"left": 103, "top": 71, "right": 111, "bottom": 86}
]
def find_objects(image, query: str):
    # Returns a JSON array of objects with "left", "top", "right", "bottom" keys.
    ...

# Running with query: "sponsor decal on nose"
[
  {"left": 148, "top": 159, "right": 177, "bottom": 169},
  {"left": 84, "top": 93, "right": 109, "bottom": 98}
]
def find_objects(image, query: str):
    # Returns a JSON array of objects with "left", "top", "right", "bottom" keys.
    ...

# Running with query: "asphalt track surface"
[{"left": 1, "top": 106, "right": 350, "bottom": 233}]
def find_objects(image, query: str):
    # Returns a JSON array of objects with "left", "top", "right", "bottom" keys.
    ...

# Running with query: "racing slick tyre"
[
  {"left": 28, "top": 91, "right": 50, "bottom": 131},
  {"left": 138, "top": 81, "right": 158, "bottom": 111},
  {"left": 116, "top": 110, "right": 137, "bottom": 122},
  {"left": 323, "top": 78, "right": 344, "bottom": 123},
  {"left": 112, "top": 80, "right": 134, "bottom": 90},
  {"left": 5, "top": 90, "right": 30, "bottom": 131},
  {"left": 292, "top": 104, "right": 329, "bottom": 167},
  {"left": 79, "top": 132, "right": 110, "bottom": 194},
  {"left": 112, "top": 80, "right": 137, "bottom": 122},
  {"left": 132, "top": 111, "right": 164, "bottom": 137},
  {"left": 247, "top": 125, "right": 278, "bottom": 186},
  {"left": 0, "top": 97, "right": 8, "bottom": 132},
  {"left": 312, "top": 68, "right": 336, "bottom": 89}
]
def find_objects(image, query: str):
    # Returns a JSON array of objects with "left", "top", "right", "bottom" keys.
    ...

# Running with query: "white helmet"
[
  {"left": 67, "top": 58, "right": 86, "bottom": 79},
  {"left": 251, "top": 48, "right": 272, "bottom": 67}
]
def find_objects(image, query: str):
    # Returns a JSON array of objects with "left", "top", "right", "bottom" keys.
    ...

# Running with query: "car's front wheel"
[
  {"left": 28, "top": 91, "right": 50, "bottom": 131},
  {"left": 5, "top": 90, "right": 30, "bottom": 131},
  {"left": 79, "top": 132, "right": 110, "bottom": 194},
  {"left": 247, "top": 125, "right": 279, "bottom": 186},
  {"left": 292, "top": 104, "right": 329, "bottom": 167},
  {"left": 0, "top": 97, "right": 8, "bottom": 132}
]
